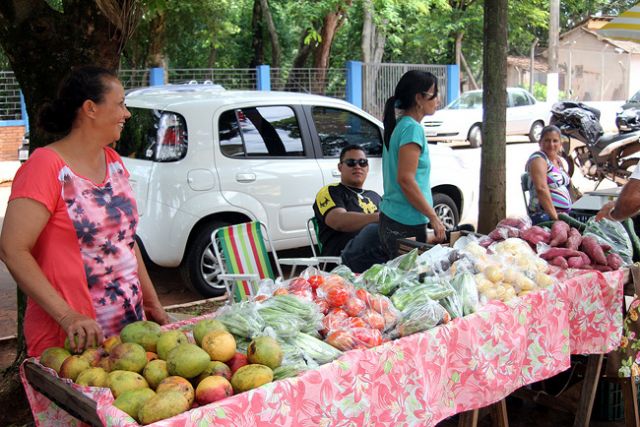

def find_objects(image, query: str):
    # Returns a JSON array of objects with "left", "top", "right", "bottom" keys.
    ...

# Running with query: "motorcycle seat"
[{"left": 595, "top": 131, "right": 640, "bottom": 156}]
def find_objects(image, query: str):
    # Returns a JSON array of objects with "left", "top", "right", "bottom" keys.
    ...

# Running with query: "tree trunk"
[
  {"left": 361, "top": 0, "right": 385, "bottom": 64},
  {"left": 0, "top": 0, "right": 140, "bottom": 369},
  {"left": 285, "top": 29, "right": 314, "bottom": 91},
  {"left": 259, "top": 0, "right": 280, "bottom": 69},
  {"left": 312, "top": 1, "right": 352, "bottom": 94},
  {"left": 249, "top": 0, "right": 264, "bottom": 68},
  {"left": 477, "top": 0, "right": 508, "bottom": 234},
  {"left": 146, "top": 11, "right": 166, "bottom": 68}
]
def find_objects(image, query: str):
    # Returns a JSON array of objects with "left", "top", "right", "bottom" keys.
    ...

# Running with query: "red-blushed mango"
[
  {"left": 201, "top": 330, "right": 236, "bottom": 362},
  {"left": 247, "top": 336, "right": 283, "bottom": 369},
  {"left": 109, "top": 342, "right": 147, "bottom": 373},
  {"left": 226, "top": 352, "right": 248, "bottom": 374},
  {"left": 80, "top": 348, "right": 102, "bottom": 367},
  {"left": 39, "top": 347, "right": 71, "bottom": 374},
  {"left": 192, "top": 318, "right": 228, "bottom": 346},
  {"left": 195, "top": 375, "right": 233, "bottom": 405},
  {"left": 59, "top": 355, "right": 91, "bottom": 381},
  {"left": 156, "top": 376, "right": 195, "bottom": 406},
  {"left": 102, "top": 335, "right": 121, "bottom": 354},
  {"left": 196, "top": 361, "right": 232, "bottom": 385}
]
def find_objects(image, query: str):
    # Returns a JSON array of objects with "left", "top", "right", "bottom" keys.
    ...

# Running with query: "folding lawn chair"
[
  {"left": 212, "top": 221, "right": 318, "bottom": 303},
  {"left": 306, "top": 217, "right": 342, "bottom": 270}
]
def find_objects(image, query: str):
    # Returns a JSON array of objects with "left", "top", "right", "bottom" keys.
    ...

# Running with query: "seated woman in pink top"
[{"left": 0, "top": 66, "right": 169, "bottom": 356}]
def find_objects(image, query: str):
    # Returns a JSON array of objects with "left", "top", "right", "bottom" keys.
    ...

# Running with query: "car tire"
[
  {"left": 468, "top": 124, "right": 482, "bottom": 148},
  {"left": 433, "top": 193, "right": 459, "bottom": 231},
  {"left": 180, "top": 220, "right": 229, "bottom": 298},
  {"left": 529, "top": 120, "right": 544, "bottom": 143}
]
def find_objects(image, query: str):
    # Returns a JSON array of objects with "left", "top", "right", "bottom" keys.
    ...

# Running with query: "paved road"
[{"left": 0, "top": 141, "right": 615, "bottom": 338}]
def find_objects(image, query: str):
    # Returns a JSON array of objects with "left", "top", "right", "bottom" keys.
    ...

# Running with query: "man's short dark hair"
[{"left": 339, "top": 145, "right": 366, "bottom": 162}]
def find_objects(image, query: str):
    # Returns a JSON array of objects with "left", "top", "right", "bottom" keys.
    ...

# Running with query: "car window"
[
  {"left": 448, "top": 91, "right": 482, "bottom": 109},
  {"left": 630, "top": 91, "right": 640, "bottom": 103},
  {"left": 117, "top": 107, "right": 188, "bottom": 162},
  {"left": 218, "top": 106, "right": 304, "bottom": 157},
  {"left": 311, "top": 106, "right": 382, "bottom": 157},
  {"left": 511, "top": 91, "right": 530, "bottom": 107}
]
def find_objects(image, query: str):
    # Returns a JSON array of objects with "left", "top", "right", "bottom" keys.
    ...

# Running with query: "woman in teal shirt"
[{"left": 379, "top": 70, "right": 446, "bottom": 257}]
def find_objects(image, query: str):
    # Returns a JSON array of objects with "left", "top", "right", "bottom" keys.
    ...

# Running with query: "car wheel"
[
  {"left": 433, "top": 193, "right": 459, "bottom": 231},
  {"left": 180, "top": 221, "right": 229, "bottom": 298},
  {"left": 529, "top": 120, "right": 544, "bottom": 143},
  {"left": 468, "top": 124, "right": 482, "bottom": 148}
]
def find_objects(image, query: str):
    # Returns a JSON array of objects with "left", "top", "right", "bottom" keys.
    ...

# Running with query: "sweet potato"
[
  {"left": 550, "top": 256, "right": 569, "bottom": 269},
  {"left": 549, "top": 221, "right": 570, "bottom": 247},
  {"left": 578, "top": 251, "right": 591, "bottom": 266},
  {"left": 539, "top": 247, "right": 582, "bottom": 260},
  {"left": 606, "top": 253, "right": 623, "bottom": 270},
  {"left": 565, "top": 228, "right": 582, "bottom": 251},
  {"left": 497, "top": 217, "right": 529, "bottom": 230},
  {"left": 567, "top": 256, "right": 584, "bottom": 268},
  {"left": 600, "top": 243, "right": 612, "bottom": 252},
  {"left": 520, "top": 226, "right": 551, "bottom": 246},
  {"left": 580, "top": 236, "right": 608, "bottom": 265}
]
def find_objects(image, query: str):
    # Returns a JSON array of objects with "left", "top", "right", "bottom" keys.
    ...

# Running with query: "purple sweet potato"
[
  {"left": 565, "top": 228, "right": 582, "bottom": 251},
  {"left": 567, "top": 256, "right": 584, "bottom": 268},
  {"left": 497, "top": 217, "right": 529, "bottom": 230},
  {"left": 606, "top": 253, "right": 623, "bottom": 270},
  {"left": 580, "top": 236, "right": 608, "bottom": 265},
  {"left": 600, "top": 243, "right": 612, "bottom": 252},
  {"left": 578, "top": 251, "right": 591, "bottom": 266},
  {"left": 549, "top": 221, "right": 570, "bottom": 247},
  {"left": 550, "top": 256, "right": 569, "bottom": 269},
  {"left": 520, "top": 226, "right": 551, "bottom": 246}
]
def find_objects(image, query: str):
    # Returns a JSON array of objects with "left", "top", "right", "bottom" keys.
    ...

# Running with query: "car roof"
[
  {"left": 125, "top": 84, "right": 348, "bottom": 109},
  {"left": 461, "top": 87, "right": 528, "bottom": 95}
]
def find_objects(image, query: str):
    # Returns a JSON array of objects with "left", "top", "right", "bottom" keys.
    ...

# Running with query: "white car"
[
  {"left": 422, "top": 87, "right": 549, "bottom": 148},
  {"left": 118, "top": 85, "right": 477, "bottom": 297}
]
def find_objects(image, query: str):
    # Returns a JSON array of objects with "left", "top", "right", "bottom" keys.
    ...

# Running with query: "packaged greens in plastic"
[
  {"left": 356, "top": 263, "right": 404, "bottom": 296},
  {"left": 438, "top": 279, "right": 463, "bottom": 319},
  {"left": 450, "top": 271, "right": 479, "bottom": 316},
  {"left": 390, "top": 278, "right": 454, "bottom": 311},
  {"left": 395, "top": 297, "right": 449, "bottom": 337},
  {"left": 583, "top": 217, "right": 633, "bottom": 265},
  {"left": 257, "top": 294, "right": 323, "bottom": 335},
  {"left": 330, "top": 264, "right": 356, "bottom": 283},
  {"left": 215, "top": 302, "right": 265, "bottom": 339}
]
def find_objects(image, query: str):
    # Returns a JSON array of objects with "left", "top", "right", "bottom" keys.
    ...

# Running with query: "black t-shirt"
[{"left": 312, "top": 183, "right": 381, "bottom": 256}]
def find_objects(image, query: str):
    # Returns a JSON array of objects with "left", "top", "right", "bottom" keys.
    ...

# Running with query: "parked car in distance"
[
  {"left": 422, "top": 87, "right": 549, "bottom": 148},
  {"left": 118, "top": 85, "right": 477, "bottom": 297},
  {"left": 615, "top": 89, "right": 640, "bottom": 132}
]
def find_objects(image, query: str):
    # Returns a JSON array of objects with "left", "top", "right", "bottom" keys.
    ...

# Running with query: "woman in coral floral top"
[{"left": 0, "top": 66, "right": 169, "bottom": 356}]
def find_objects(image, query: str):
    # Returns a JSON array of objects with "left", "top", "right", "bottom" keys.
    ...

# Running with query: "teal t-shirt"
[{"left": 380, "top": 115, "right": 432, "bottom": 225}]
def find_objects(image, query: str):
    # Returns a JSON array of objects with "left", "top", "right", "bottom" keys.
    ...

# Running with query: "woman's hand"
[
  {"left": 595, "top": 201, "right": 616, "bottom": 221},
  {"left": 145, "top": 303, "right": 170, "bottom": 325},
  {"left": 58, "top": 311, "right": 104, "bottom": 352},
  {"left": 430, "top": 217, "right": 447, "bottom": 243}
]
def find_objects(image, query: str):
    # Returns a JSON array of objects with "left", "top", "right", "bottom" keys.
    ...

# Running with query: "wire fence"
[
  {"left": 167, "top": 68, "right": 257, "bottom": 89},
  {"left": 0, "top": 71, "right": 22, "bottom": 121},
  {"left": 271, "top": 68, "right": 346, "bottom": 98},
  {"left": 118, "top": 69, "right": 150, "bottom": 90}
]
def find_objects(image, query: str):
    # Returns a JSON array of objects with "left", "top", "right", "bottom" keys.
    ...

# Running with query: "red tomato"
[
  {"left": 325, "top": 330, "right": 356, "bottom": 351},
  {"left": 355, "top": 288, "right": 373, "bottom": 305},
  {"left": 273, "top": 287, "right": 289, "bottom": 296},
  {"left": 289, "top": 278, "right": 311, "bottom": 292},
  {"left": 344, "top": 317, "right": 367, "bottom": 329},
  {"left": 322, "top": 309, "right": 349, "bottom": 335},
  {"left": 326, "top": 286, "right": 349, "bottom": 308},
  {"left": 352, "top": 327, "right": 383, "bottom": 348},
  {"left": 307, "top": 275, "right": 325, "bottom": 290},
  {"left": 254, "top": 295, "right": 269, "bottom": 302},
  {"left": 314, "top": 298, "right": 330, "bottom": 315},
  {"left": 343, "top": 297, "right": 366, "bottom": 317},
  {"left": 361, "top": 309, "right": 385, "bottom": 330},
  {"left": 369, "top": 295, "right": 390, "bottom": 313}
]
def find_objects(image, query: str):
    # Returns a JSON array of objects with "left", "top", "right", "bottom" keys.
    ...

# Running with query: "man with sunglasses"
[{"left": 313, "top": 145, "right": 387, "bottom": 272}]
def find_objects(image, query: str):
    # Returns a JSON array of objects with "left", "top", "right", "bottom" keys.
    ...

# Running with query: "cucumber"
[
  {"left": 537, "top": 220, "right": 554, "bottom": 228},
  {"left": 623, "top": 218, "right": 640, "bottom": 262},
  {"left": 559, "top": 213, "right": 586, "bottom": 232}
]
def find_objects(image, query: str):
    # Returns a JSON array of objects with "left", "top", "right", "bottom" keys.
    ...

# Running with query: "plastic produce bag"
[
  {"left": 215, "top": 302, "right": 266, "bottom": 339},
  {"left": 395, "top": 296, "right": 449, "bottom": 337},
  {"left": 584, "top": 217, "right": 633, "bottom": 265},
  {"left": 257, "top": 294, "right": 323, "bottom": 335},
  {"left": 330, "top": 264, "right": 356, "bottom": 283},
  {"left": 450, "top": 271, "right": 479, "bottom": 316}
]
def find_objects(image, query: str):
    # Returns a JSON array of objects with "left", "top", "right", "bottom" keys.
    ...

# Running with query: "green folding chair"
[
  {"left": 306, "top": 217, "right": 342, "bottom": 269},
  {"left": 212, "top": 221, "right": 318, "bottom": 303}
]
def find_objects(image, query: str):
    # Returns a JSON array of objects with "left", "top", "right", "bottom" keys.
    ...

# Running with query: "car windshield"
[
  {"left": 446, "top": 91, "right": 482, "bottom": 110},
  {"left": 630, "top": 90, "right": 640, "bottom": 103}
]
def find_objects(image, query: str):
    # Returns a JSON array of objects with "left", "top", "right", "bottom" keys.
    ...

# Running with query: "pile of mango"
[{"left": 39, "top": 319, "right": 283, "bottom": 424}]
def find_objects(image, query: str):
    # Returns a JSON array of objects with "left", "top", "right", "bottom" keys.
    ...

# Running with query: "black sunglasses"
[
  {"left": 342, "top": 158, "right": 369, "bottom": 167},
  {"left": 422, "top": 90, "right": 438, "bottom": 101}
]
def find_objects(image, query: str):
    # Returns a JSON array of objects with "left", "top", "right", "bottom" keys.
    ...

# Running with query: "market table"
[{"left": 21, "top": 269, "right": 624, "bottom": 427}]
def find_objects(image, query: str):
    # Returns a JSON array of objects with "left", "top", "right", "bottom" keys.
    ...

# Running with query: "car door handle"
[
  {"left": 332, "top": 170, "right": 340, "bottom": 177},
  {"left": 235, "top": 173, "right": 256, "bottom": 183}
]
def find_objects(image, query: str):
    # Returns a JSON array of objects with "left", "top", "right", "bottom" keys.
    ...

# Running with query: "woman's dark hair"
[
  {"left": 382, "top": 70, "right": 438, "bottom": 148},
  {"left": 539, "top": 124, "right": 562, "bottom": 142},
  {"left": 38, "top": 65, "right": 118, "bottom": 135}
]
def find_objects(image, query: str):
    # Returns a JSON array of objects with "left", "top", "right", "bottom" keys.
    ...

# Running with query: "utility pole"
[{"left": 548, "top": 0, "right": 560, "bottom": 101}]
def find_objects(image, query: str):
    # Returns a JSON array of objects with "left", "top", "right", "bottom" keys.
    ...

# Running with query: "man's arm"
[
  {"left": 325, "top": 208, "right": 379, "bottom": 232},
  {"left": 596, "top": 178, "right": 640, "bottom": 221}
]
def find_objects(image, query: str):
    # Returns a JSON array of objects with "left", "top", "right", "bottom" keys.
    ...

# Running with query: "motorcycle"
[
  {"left": 550, "top": 101, "right": 640, "bottom": 186},
  {"left": 615, "top": 107, "right": 640, "bottom": 133}
]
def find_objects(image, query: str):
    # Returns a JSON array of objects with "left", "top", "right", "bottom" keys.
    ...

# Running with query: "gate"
[{"left": 362, "top": 63, "right": 448, "bottom": 119}]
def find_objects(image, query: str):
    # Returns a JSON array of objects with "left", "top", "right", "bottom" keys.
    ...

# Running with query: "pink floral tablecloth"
[{"left": 21, "top": 269, "right": 624, "bottom": 427}]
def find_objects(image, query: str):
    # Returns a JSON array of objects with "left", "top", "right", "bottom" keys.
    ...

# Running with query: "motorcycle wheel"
[{"left": 560, "top": 151, "right": 575, "bottom": 178}]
